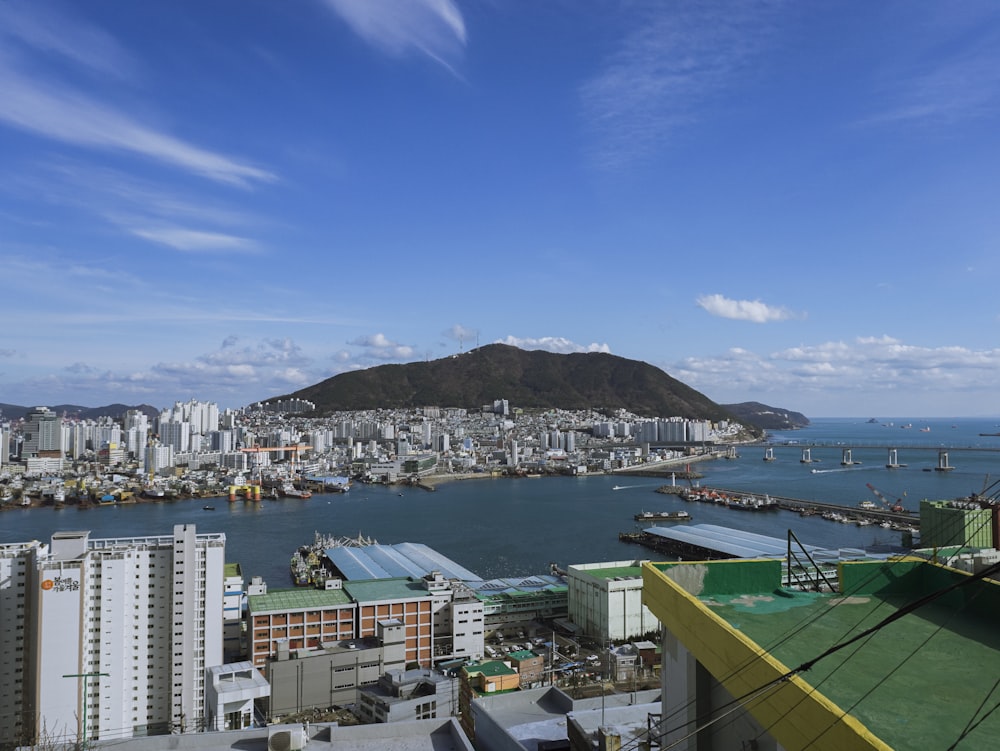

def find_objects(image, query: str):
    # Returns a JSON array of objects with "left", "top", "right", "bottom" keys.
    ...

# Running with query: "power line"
[{"left": 643, "top": 509, "right": 999, "bottom": 749}]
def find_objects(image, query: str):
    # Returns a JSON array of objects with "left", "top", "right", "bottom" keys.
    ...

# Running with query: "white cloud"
[
  {"left": 696, "top": 294, "right": 796, "bottom": 323},
  {"left": 0, "top": 66, "right": 275, "bottom": 187},
  {"left": 443, "top": 324, "right": 478, "bottom": 343},
  {"left": 323, "top": 0, "right": 466, "bottom": 71},
  {"left": 580, "top": 0, "right": 784, "bottom": 168},
  {"left": 347, "top": 332, "right": 417, "bottom": 360},
  {"left": 669, "top": 336, "right": 1000, "bottom": 414},
  {"left": 10, "top": 337, "right": 322, "bottom": 408},
  {"left": 199, "top": 338, "right": 310, "bottom": 368},
  {"left": 495, "top": 336, "right": 612, "bottom": 355},
  {"left": 128, "top": 227, "right": 259, "bottom": 253}
]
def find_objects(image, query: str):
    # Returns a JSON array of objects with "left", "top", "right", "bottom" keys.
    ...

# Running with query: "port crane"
[{"left": 865, "top": 482, "right": 907, "bottom": 513}]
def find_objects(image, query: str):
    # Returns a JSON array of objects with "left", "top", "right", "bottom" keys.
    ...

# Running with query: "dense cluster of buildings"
[
  {"left": 3, "top": 493, "right": 998, "bottom": 749},
  {"left": 0, "top": 400, "right": 745, "bottom": 505},
  {"left": 4, "top": 401, "right": 1000, "bottom": 749},
  {"left": 0, "top": 518, "right": 667, "bottom": 748}
]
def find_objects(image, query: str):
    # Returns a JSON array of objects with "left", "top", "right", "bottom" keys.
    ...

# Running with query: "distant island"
[{"left": 721, "top": 402, "right": 810, "bottom": 431}]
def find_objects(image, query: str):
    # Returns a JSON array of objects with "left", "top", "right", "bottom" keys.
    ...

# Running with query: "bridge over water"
[
  {"left": 741, "top": 441, "right": 1000, "bottom": 452},
  {"left": 736, "top": 441, "right": 1000, "bottom": 472}
]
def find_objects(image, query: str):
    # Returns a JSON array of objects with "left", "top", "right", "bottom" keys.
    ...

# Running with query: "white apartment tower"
[{"left": 2, "top": 525, "right": 225, "bottom": 746}]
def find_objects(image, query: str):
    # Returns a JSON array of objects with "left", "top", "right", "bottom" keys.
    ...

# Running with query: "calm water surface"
[{"left": 3, "top": 418, "right": 999, "bottom": 584}]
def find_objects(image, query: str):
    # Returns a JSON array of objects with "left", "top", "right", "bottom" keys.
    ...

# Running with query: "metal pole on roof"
[{"left": 62, "top": 672, "right": 109, "bottom": 751}]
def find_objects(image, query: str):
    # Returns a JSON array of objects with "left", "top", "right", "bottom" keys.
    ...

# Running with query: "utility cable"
[
  {"left": 789, "top": 559, "right": 1000, "bottom": 675},
  {"left": 648, "top": 521, "right": 1000, "bottom": 749},
  {"left": 693, "top": 508, "right": 994, "bottom": 745},
  {"left": 798, "top": 579, "right": 987, "bottom": 750},
  {"left": 945, "top": 675, "right": 1000, "bottom": 751}
]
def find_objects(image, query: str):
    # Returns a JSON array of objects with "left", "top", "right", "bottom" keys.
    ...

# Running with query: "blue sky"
[{"left": 2, "top": 0, "right": 1000, "bottom": 418}]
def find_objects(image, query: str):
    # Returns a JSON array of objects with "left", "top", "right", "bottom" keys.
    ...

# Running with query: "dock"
[{"left": 656, "top": 484, "right": 919, "bottom": 528}]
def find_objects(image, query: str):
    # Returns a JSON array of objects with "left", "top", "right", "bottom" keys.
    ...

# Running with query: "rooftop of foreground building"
[
  {"left": 644, "top": 557, "right": 1000, "bottom": 751},
  {"left": 247, "top": 585, "right": 353, "bottom": 612}
]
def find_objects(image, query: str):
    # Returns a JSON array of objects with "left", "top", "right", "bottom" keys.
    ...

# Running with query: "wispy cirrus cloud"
[
  {"left": 696, "top": 294, "right": 797, "bottom": 323},
  {"left": 322, "top": 0, "right": 467, "bottom": 72},
  {"left": 127, "top": 226, "right": 259, "bottom": 253},
  {"left": 580, "top": 0, "right": 784, "bottom": 169},
  {"left": 0, "top": 67, "right": 276, "bottom": 187},
  {"left": 7, "top": 160, "right": 266, "bottom": 252},
  {"left": 0, "top": 1, "right": 136, "bottom": 80},
  {"left": 866, "top": 45, "right": 1000, "bottom": 127},
  {"left": 495, "top": 336, "right": 611, "bottom": 355}
]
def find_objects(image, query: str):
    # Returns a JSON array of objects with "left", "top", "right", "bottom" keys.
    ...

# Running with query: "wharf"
[
  {"left": 655, "top": 485, "right": 919, "bottom": 527},
  {"left": 619, "top": 530, "right": 734, "bottom": 561}
]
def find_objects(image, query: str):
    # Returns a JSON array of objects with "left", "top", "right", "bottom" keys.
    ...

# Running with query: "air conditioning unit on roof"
[{"left": 268, "top": 724, "right": 308, "bottom": 751}]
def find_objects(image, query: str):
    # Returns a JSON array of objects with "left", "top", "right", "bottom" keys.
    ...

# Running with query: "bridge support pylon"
[
  {"left": 886, "top": 448, "right": 902, "bottom": 469},
  {"left": 800, "top": 448, "right": 812, "bottom": 464},
  {"left": 935, "top": 450, "right": 954, "bottom": 472},
  {"left": 841, "top": 448, "right": 854, "bottom": 466},
  {"left": 763, "top": 447, "right": 775, "bottom": 462}
]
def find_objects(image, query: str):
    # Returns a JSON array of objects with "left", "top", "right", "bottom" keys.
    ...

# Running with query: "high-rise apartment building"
[
  {"left": 0, "top": 420, "right": 10, "bottom": 465},
  {"left": 0, "top": 525, "right": 224, "bottom": 746},
  {"left": 22, "top": 406, "right": 62, "bottom": 457}
]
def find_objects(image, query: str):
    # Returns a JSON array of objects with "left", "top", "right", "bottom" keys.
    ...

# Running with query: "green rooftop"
[
  {"left": 660, "top": 559, "right": 1000, "bottom": 750},
  {"left": 464, "top": 660, "right": 517, "bottom": 677},
  {"left": 508, "top": 649, "right": 537, "bottom": 660},
  {"left": 342, "top": 577, "right": 431, "bottom": 602},
  {"left": 581, "top": 565, "right": 642, "bottom": 581},
  {"left": 248, "top": 587, "right": 353, "bottom": 612},
  {"left": 224, "top": 562, "right": 241, "bottom": 578}
]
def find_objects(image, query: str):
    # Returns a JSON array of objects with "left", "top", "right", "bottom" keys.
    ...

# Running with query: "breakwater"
[{"left": 656, "top": 484, "right": 919, "bottom": 528}]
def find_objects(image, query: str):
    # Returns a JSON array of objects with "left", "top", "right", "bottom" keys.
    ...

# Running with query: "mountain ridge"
[{"left": 275, "top": 344, "right": 763, "bottom": 431}]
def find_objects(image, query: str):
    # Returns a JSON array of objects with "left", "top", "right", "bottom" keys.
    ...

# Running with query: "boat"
[
  {"left": 634, "top": 510, "right": 691, "bottom": 522},
  {"left": 612, "top": 485, "right": 623, "bottom": 490},
  {"left": 279, "top": 483, "right": 312, "bottom": 499},
  {"left": 726, "top": 494, "right": 779, "bottom": 511},
  {"left": 203, "top": 505, "right": 216, "bottom": 511}
]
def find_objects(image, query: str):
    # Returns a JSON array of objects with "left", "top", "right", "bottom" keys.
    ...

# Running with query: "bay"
[{"left": 3, "top": 417, "right": 998, "bottom": 586}]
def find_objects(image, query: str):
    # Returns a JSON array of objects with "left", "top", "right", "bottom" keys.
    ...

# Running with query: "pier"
[{"left": 655, "top": 485, "right": 918, "bottom": 528}]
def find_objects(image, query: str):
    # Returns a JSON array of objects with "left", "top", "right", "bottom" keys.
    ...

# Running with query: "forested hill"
[{"left": 275, "top": 344, "right": 754, "bottom": 428}]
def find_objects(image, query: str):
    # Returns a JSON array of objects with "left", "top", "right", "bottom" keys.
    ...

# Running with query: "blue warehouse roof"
[
  {"left": 643, "top": 523, "right": 820, "bottom": 560},
  {"left": 324, "top": 542, "right": 483, "bottom": 582}
]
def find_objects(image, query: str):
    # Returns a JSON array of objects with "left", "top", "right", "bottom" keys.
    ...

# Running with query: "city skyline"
[{"left": 3, "top": 1, "right": 1000, "bottom": 417}]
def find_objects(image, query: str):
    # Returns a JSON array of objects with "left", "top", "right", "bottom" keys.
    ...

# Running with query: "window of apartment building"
[{"left": 415, "top": 701, "right": 437, "bottom": 720}]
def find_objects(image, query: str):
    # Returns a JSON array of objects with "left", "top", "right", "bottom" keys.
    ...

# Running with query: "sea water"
[{"left": 2, "top": 418, "right": 998, "bottom": 584}]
